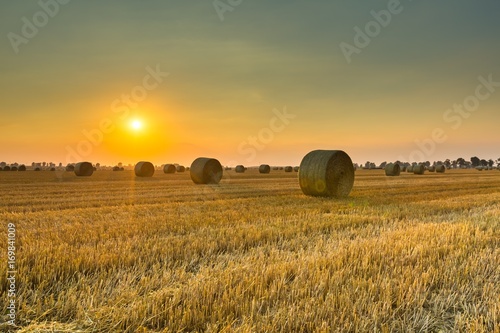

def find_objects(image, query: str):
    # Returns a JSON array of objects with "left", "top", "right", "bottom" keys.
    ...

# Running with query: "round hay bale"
[
  {"left": 66, "top": 165, "right": 75, "bottom": 172},
  {"left": 284, "top": 166, "right": 293, "bottom": 172},
  {"left": 74, "top": 162, "right": 94, "bottom": 177},
  {"left": 34, "top": 167, "right": 41, "bottom": 171},
  {"left": 436, "top": 164, "right": 446, "bottom": 173},
  {"left": 18, "top": 165, "right": 26, "bottom": 171},
  {"left": 279, "top": 167, "right": 284, "bottom": 170},
  {"left": 298, "top": 150, "right": 355, "bottom": 198},
  {"left": 384, "top": 163, "right": 401, "bottom": 176},
  {"left": 163, "top": 164, "right": 176, "bottom": 174},
  {"left": 190, "top": 157, "right": 223, "bottom": 184},
  {"left": 235, "top": 165, "right": 245, "bottom": 173},
  {"left": 259, "top": 164, "right": 271, "bottom": 174},
  {"left": 119, "top": 167, "right": 124, "bottom": 171},
  {"left": 135, "top": 161, "right": 155, "bottom": 177},
  {"left": 427, "top": 166, "right": 436, "bottom": 172},
  {"left": 413, "top": 164, "right": 425, "bottom": 175},
  {"left": 407, "top": 166, "right": 413, "bottom": 173},
  {"left": 176, "top": 165, "right": 186, "bottom": 173},
  {"left": 112, "top": 166, "right": 120, "bottom": 171},
  {"left": 3, "top": 166, "right": 11, "bottom": 171},
  {"left": 49, "top": 167, "right": 56, "bottom": 171},
  {"left": 293, "top": 166, "right": 300, "bottom": 172},
  {"left": 11, "top": 166, "right": 18, "bottom": 171}
]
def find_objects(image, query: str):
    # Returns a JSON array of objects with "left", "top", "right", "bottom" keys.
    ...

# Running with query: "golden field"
[{"left": 0, "top": 169, "right": 499, "bottom": 332}]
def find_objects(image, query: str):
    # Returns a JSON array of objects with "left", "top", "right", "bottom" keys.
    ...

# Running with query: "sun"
[{"left": 130, "top": 119, "right": 143, "bottom": 130}]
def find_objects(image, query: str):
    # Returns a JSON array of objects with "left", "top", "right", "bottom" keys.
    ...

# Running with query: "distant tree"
[
  {"left": 480, "top": 159, "right": 488, "bottom": 167},
  {"left": 42, "top": 162, "right": 47, "bottom": 167},
  {"left": 488, "top": 159, "right": 494, "bottom": 167},
  {"left": 379, "top": 161, "right": 387, "bottom": 168},
  {"left": 96, "top": 163, "right": 100, "bottom": 168},
  {"left": 32, "top": 162, "right": 35, "bottom": 167},
  {"left": 470, "top": 157, "right": 480, "bottom": 167},
  {"left": 59, "top": 162, "right": 63, "bottom": 167},
  {"left": 118, "top": 162, "right": 123, "bottom": 167},
  {"left": 457, "top": 158, "right": 466, "bottom": 168}
]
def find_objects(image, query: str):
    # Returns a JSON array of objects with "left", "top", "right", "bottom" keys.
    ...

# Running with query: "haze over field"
[{"left": 1, "top": 1, "right": 499, "bottom": 166}]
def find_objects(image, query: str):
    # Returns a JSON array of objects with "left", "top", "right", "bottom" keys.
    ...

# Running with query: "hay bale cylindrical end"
[
  {"left": 135, "top": 161, "right": 155, "bottom": 177},
  {"left": 299, "top": 150, "right": 355, "bottom": 198},
  {"left": 190, "top": 157, "right": 223, "bottom": 184},
  {"left": 163, "top": 164, "right": 176, "bottom": 174},
  {"left": 74, "top": 162, "right": 94, "bottom": 177},
  {"left": 259, "top": 164, "right": 271, "bottom": 174},
  {"left": 385, "top": 163, "right": 401, "bottom": 176}
]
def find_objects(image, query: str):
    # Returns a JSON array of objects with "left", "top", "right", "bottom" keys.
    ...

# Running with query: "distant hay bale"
[
  {"left": 176, "top": 165, "right": 186, "bottom": 173},
  {"left": 413, "top": 164, "right": 425, "bottom": 175},
  {"left": 284, "top": 166, "right": 293, "bottom": 172},
  {"left": 400, "top": 165, "right": 407, "bottom": 172},
  {"left": 34, "top": 167, "right": 41, "bottom": 171},
  {"left": 259, "top": 164, "right": 271, "bottom": 174},
  {"left": 279, "top": 167, "right": 284, "bottom": 170},
  {"left": 163, "top": 164, "right": 176, "bottom": 174},
  {"left": 135, "top": 161, "right": 155, "bottom": 177},
  {"left": 112, "top": 166, "right": 120, "bottom": 171},
  {"left": 427, "top": 166, "right": 436, "bottom": 172},
  {"left": 186, "top": 167, "right": 190, "bottom": 171},
  {"left": 476, "top": 167, "right": 483, "bottom": 171},
  {"left": 190, "top": 157, "right": 223, "bottom": 184},
  {"left": 298, "top": 150, "right": 355, "bottom": 198},
  {"left": 3, "top": 166, "right": 11, "bottom": 171},
  {"left": 18, "top": 165, "right": 26, "bottom": 171},
  {"left": 407, "top": 166, "right": 413, "bottom": 173},
  {"left": 235, "top": 165, "right": 245, "bottom": 173},
  {"left": 11, "top": 166, "right": 18, "bottom": 171},
  {"left": 74, "top": 162, "right": 94, "bottom": 177},
  {"left": 436, "top": 164, "right": 446, "bottom": 173},
  {"left": 119, "top": 167, "right": 124, "bottom": 171},
  {"left": 224, "top": 167, "right": 232, "bottom": 171},
  {"left": 293, "top": 166, "right": 299, "bottom": 172},
  {"left": 66, "top": 165, "right": 75, "bottom": 172},
  {"left": 49, "top": 167, "right": 56, "bottom": 171},
  {"left": 384, "top": 163, "right": 401, "bottom": 176},
  {"left": 272, "top": 167, "right": 279, "bottom": 170}
]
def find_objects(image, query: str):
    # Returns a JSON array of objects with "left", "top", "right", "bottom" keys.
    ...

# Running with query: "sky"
[{"left": 1, "top": 1, "right": 499, "bottom": 167}]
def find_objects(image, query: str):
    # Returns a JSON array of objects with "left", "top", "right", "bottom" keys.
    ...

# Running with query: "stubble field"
[{"left": 0, "top": 169, "right": 499, "bottom": 332}]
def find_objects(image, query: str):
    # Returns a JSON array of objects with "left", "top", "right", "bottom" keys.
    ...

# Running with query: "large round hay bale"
[
  {"left": 11, "top": 166, "right": 18, "bottom": 171},
  {"left": 190, "top": 157, "right": 223, "bottom": 184},
  {"left": 163, "top": 164, "right": 176, "bottom": 174},
  {"left": 235, "top": 165, "right": 245, "bottom": 173},
  {"left": 74, "top": 162, "right": 94, "bottom": 177},
  {"left": 3, "top": 166, "right": 11, "bottom": 171},
  {"left": 176, "top": 165, "right": 186, "bottom": 173},
  {"left": 66, "top": 165, "right": 75, "bottom": 172},
  {"left": 384, "top": 163, "right": 400, "bottom": 176},
  {"left": 284, "top": 166, "right": 293, "bottom": 172},
  {"left": 427, "top": 166, "right": 436, "bottom": 172},
  {"left": 436, "top": 164, "right": 446, "bottom": 173},
  {"left": 259, "top": 164, "right": 271, "bottom": 174},
  {"left": 135, "top": 161, "right": 155, "bottom": 177},
  {"left": 298, "top": 150, "right": 355, "bottom": 198},
  {"left": 413, "top": 164, "right": 425, "bottom": 175},
  {"left": 18, "top": 165, "right": 26, "bottom": 171}
]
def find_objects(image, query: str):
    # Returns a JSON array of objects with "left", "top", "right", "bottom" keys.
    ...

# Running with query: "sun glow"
[{"left": 130, "top": 119, "right": 143, "bottom": 130}]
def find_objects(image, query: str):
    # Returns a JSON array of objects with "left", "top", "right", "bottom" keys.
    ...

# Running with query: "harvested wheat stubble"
[
  {"left": 235, "top": 165, "right": 245, "bottom": 173},
  {"left": 284, "top": 166, "right": 293, "bottom": 172},
  {"left": 176, "top": 165, "right": 186, "bottom": 173},
  {"left": 436, "top": 164, "right": 446, "bottom": 173},
  {"left": 74, "top": 162, "right": 94, "bottom": 177},
  {"left": 18, "top": 165, "right": 26, "bottom": 171},
  {"left": 384, "top": 163, "right": 401, "bottom": 176},
  {"left": 190, "top": 157, "right": 223, "bottom": 184},
  {"left": 259, "top": 164, "right": 271, "bottom": 174},
  {"left": 163, "top": 164, "right": 176, "bottom": 174},
  {"left": 299, "top": 150, "right": 355, "bottom": 198},
  {"left": 135, "top": 161, "right": 155, "bottom": 177},
  {"left": 413, "top": 164, "right": 425, "bottom": 175}
]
